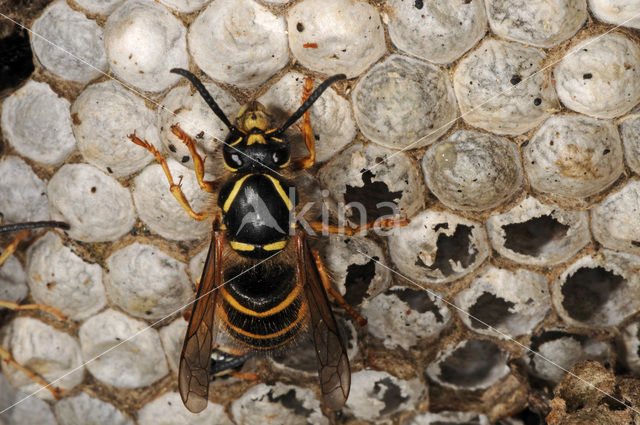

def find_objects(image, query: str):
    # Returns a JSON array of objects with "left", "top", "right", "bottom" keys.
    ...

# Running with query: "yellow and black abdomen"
[
  {"left": 219, "top": 262, "right": 306, "bottom": 350},
  {"left": 218, "top": 173, "right": 296, "bottom": 259}
]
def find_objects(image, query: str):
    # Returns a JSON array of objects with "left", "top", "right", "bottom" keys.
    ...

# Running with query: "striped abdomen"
[{"left": 219, "top": 262, "right": 306, "bottom": 350}]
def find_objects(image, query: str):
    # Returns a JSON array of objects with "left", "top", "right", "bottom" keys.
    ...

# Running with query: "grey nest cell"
[
  {"left": 352, "top": 54, "right": 457, "bottom": 150},
  {"left": 591, "top": 180, "right": 640, "bottom": 256},
  {"left": 422, "top": 130, "right": 522, "bottom": 211}
]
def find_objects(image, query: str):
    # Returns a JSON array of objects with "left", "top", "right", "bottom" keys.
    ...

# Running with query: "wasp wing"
[
  {"left": 179, "top": 230, "right": 224, "bottom": 413},
  {"left": 297, "top": 232, "right": 350, "bottom": 410}
]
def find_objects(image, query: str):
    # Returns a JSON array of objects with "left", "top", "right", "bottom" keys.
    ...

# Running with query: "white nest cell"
[
  {"left": 453, "top": 38, "right": 558, "bottom": 136},
  {"left": 589, "top": 0, "right": 640, "bottom": 30},
  {"left": 621, "top": 108, "right": 640, "bottom": 174},
  {"left": 287, "top": 0, "right": 385, "bottom": 78},
  {"left": 402, "top": 412, "right": 490, "bottom": 425},
  {"left": 344, "top": 370, "right": 423, "bottom": 422},
  {"left": 258, "top": 72, "right": 355, "bottom": 163},
  {"left": 528, "top": 330, "right": 613, "bottom": 383},
  {"left": 388, "top": 210, "right": 490, "bottom": 285},
  {"left": 104, "top": 243, "right": 192, "bottom": 319},
  {"left": 188, "top": 0, "right": 288, "bottom": 89},
  {"left": 31, "top": 0, "right": 107, "bottom": 83},
  {"left": 486, "top": 196, "right": 590, "bottom": 266},
  {"left": 1, "top": 80, "right": 76, "bottom": 166},
  {"left": 554, "top": 33, "right": 640, "bottom": 119},
  {"left": 523, "top": 115, "right": 623, "bottom": 199},
  {"left": 71, "top": 0, "right": 124, "bottom": 15},
  {"left": 0, "top": 256, "right": 27, "bottom": 305},
  {"left": 158, "top": 317, "right": 187, "bottom": 374},
  {"left": 422, "top": 130, "right": 522, "bottom": 211},
  {"left": 131, "top": 160, "right": 213, "bottom": 240},
  {"left": 231, "top": 383, "right": 328, "bottom": 425},
  {"left": 591, "top": 180, "right": 640, "bottom": 255},
  {"left": 620, "top": 321, "right": 640, "bottom": 374},
  {"left": 104, "top": 0, "right": 189, "bottom": 92},
  {"left": 79, "top": 309, "right": 169, "bottom": 388},
  {"left": 551, "top": 250, "right": 640, "bottom": 328},
  {"left": 1, "top": 317, "right": 84, "bottom": 400},
  {"left": 386, "top": 0, "right": 487, "bottom": 64},
  {"left": 315, "top": 235, "right": 391, "bottom": 308},
  {"left": 158, "top": 79, "right": 239, "bottom": 178},
  {"left": 54, "top": 392, "right": 133, "bottom": 425},
  {"left": 48, "top": 164, "right": 136, "bottom": 242},
  {"left": 352, "top": 55, "right": 457, "bottom": 150},
  {"left": 71, "top": 81, "right": 157, "bottom": 178},
  {"left": 485, "top": 0, "right": 587, "bottom": 48},
  {"left": 317, "top": 142, "right": 426, "bottom": 226},
  {"left": 363, "top": 286, "right": 451, "bottom": 351},
  {"left": 0, "top": 156, "right": 49, "bottom": 223},
  {"left": 138, "top": 392, "right": 233, "bottom": 425},
  {"left": 157, "top": 0, "right": 209, "bottom": 13},
  {"left": 454, "top": 267, "right": 550, "bottom": 339},
  {"left": 0, "top": 372, "right": 57, "bottom": 425},
  {"left": 26, "top": 232, "right": 106, "bottom": 321},
  {"left": 426, "top": 339, "right": 510, "bottom": 391}
]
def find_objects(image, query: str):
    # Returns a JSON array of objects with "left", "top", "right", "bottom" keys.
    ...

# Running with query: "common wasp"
[{"left": 129, "top": 68, "right": 406, "bottom": 411}]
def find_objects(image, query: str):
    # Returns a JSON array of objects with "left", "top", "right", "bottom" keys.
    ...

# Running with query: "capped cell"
[
  {"left": 621, "top": 107, "right": 640, "bottom": 174},
  {"left": 54, "top": 392, "right": 133, "bottom": 425},
  {"left": 588, "top": 1, "right": 640, "bottom": 31},
  {"left": 591, "top": 180, "right": 640, "bottom": 255},
  {"left": 0, "top": 156, "right": 49, "bottom": 223},
  {"left": 137, "top": 392, "right": 232, "bottom": 425}
]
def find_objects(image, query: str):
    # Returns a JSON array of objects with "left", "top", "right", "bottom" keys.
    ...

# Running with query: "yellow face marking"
[
  {"left": 230, "top": 136, "right": 243, "bottom": 146},
  {"left": 223, "top": 174, "right": 251, "bottom": 212},
  {"left": 263, "top": 174, "right": 293, "bottom": 211},
  {"left": 279, "top": 158, "right": 290, "bottom": 169},
  {"left": 220, "top": 302, "right": 308, "bottom": 339},
  {"left": 229, "top": 241, "right": 255, "bottom": 251},
  {"left": 246, "top": 134, "right": 266, "bottom": 145},
  {"left": 220, "top": 283, "right": 301, "bottom": 318},
  {"left": 263, "top": 240, "right": 287, "bottom": 251},
  {"left": 224, "top": 163, "right": 238, "bottom": 172}
]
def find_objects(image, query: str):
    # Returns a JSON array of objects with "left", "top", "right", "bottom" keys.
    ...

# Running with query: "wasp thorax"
[{"left": 236, "top": 102, "right": 272, "bottom": 132}]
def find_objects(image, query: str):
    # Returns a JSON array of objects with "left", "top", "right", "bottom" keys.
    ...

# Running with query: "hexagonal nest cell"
[{"left": 2, "top": 0, "right": 640, "bottom": 424}]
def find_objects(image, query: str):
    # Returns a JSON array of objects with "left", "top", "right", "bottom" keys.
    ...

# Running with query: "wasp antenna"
[
  {"left": 170, "top": 68, "right": 236, "bottom": 132},
  {"left": 0, "top": 221, "right": 70, "bottom": 234},
  {"left": 273, "top": 74, "right": 346, "bottom": 137}
]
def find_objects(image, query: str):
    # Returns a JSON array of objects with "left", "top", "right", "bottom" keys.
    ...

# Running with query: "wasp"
[
  {"left": 0, "top": 220, "right": 69, "bottom": 398},
  {"left": 129, "top": 68, "right": 405, "bottom": 411}
]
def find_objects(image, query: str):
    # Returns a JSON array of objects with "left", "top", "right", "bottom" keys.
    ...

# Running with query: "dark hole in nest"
[
  {"left": 266, "top": 388, "right": 313, "bottom": 417},
  {"left": 415, "top": 225, "right": 477, "bottom": 277},
  {"left": 0, "top": 28, "right": 34, "bottom": 93},
  {"left": 561, "top": 266, "right": 624, "bottom": 322},
  {"left": 436, "top": 340, "right": 504, "bottom": 388},
  {"left": 344, "top": 258, "right": 376, "bottom": 306},
  {"left": 393, "top": 287, "right": 443, "bottom": 321},
  {"left": 374, "top": 377, "right": 408, "bottom": 415},
  {"left": 502, "top": 215, "right": 569, "bottom": 257},
  {"left": 468, "top": 292, "right": 515, "bottom": 330},
  {"left": 344, "top": 169, "right": 402, "bottom": 223}
]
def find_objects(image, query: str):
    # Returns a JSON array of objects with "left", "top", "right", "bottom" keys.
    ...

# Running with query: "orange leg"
[
  {"left": 128, "top": 133, "right": 208, "bottom": 221},
  {"left": 229, "top": 371, "right": 259, "bottom": 381},
  {"left": 310, "top": 249, "right": 367, "bottom": 327},
  {"left": 293, "top": 77, "right": 316, "bottom": 170},
  {"left": 310, "top": 216, "right": 409, "bottom": 236},
  {"left": 0, "top": 346, "right": 63, "bottom": 399},
  {"left": 0, "top": 229, "right": 29, "bottom": 266},
  {"left": 170, "top": 124, "right": 217, "bottom": 194}
]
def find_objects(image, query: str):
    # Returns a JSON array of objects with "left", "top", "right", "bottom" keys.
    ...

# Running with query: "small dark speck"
[
  {"left": 510, "top": 75, "right": 521, "bottom": 85},
  {"left": 603, "top": 149, "right": 610, "bottom": 155},
  {"left": 90, "top": 186, "right": 97, "bottom": 193},
  {"left": 196, "top": 131, "right": 204, "bottom": 139},
  {"left": 463, "top": 0, "right": 472, "bottom": 3},
  {"left": 534, "top": 98, "right": 542, "bottom": 106},
  {"left": 107, "top": 167, "right": 113, "bottom": 173},
  {"left": 414, "top": 0, "right": 423, "bottom": 9},
  {"left": 146, "top": 310, "right": 152, "bottom": 315},
  {"left": 296, "top": 22, "right": 304, "bottom": 32},
  {"left": 583, "top": 73, "right": 593, "bottom": 79},
  {"left": 181, "top": 156, "right": 189, "bottom": 163},
  {"left": 169, "top": 144, "right": 177, "bottom": 153}
]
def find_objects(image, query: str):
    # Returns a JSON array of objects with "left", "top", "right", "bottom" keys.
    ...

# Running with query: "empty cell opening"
[
  {"left": 393, "top": 287, "right": 444, "bottom": 322},
  {"left": 468, "top": 292, "right": 515, "bottom": 330},
  {"left": 502, "top": 215, "right": 569, "bottom": 257},
  {"left": 266, "top": 389, "right": 313, "bottom": 417},
  {"left": 561, "top": 266, "right": 624, "bottom": 322},
  {"left": 374, "top": 377, "right": 409, "bottom": 415},
  {"left": 415, "top": 225, "right": 477, "bottom": 276},
  {"left": 344, "top": 258, "right": 376, "bottom": 306},
  {"left": 344, "top": 170, "right": 403, "bottom": 223},
  {"left": 436, "top": 340, "right": 504, "bottom": 388}
]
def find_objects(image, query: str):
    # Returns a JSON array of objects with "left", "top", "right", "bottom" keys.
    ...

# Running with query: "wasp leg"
[
  {"left": 310, "top": 249, "right": 367, "bottom": 327},
  {"left": 128, "top": 133, "right": 208, "bottom": 221},
  {"left": 170, "top": 124, "right": 217, "bottom": 194},
  {"left": 229, "top": 371, "right": 259, "bottom": 381},
  {"left": 0, "top": 229, "right": 29, "bottom": 266},
  {"left": 0, "top": 346, "right": 63, "bottom": 399},
  {"left": 309, "top": 216, "right": 409, "bottom": 236},
  {"left": 0, "top": 300, "right": 66, "bottom": 321},
  {"left": 293, "top": 77, "right": 316, "bottom": 170}
]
